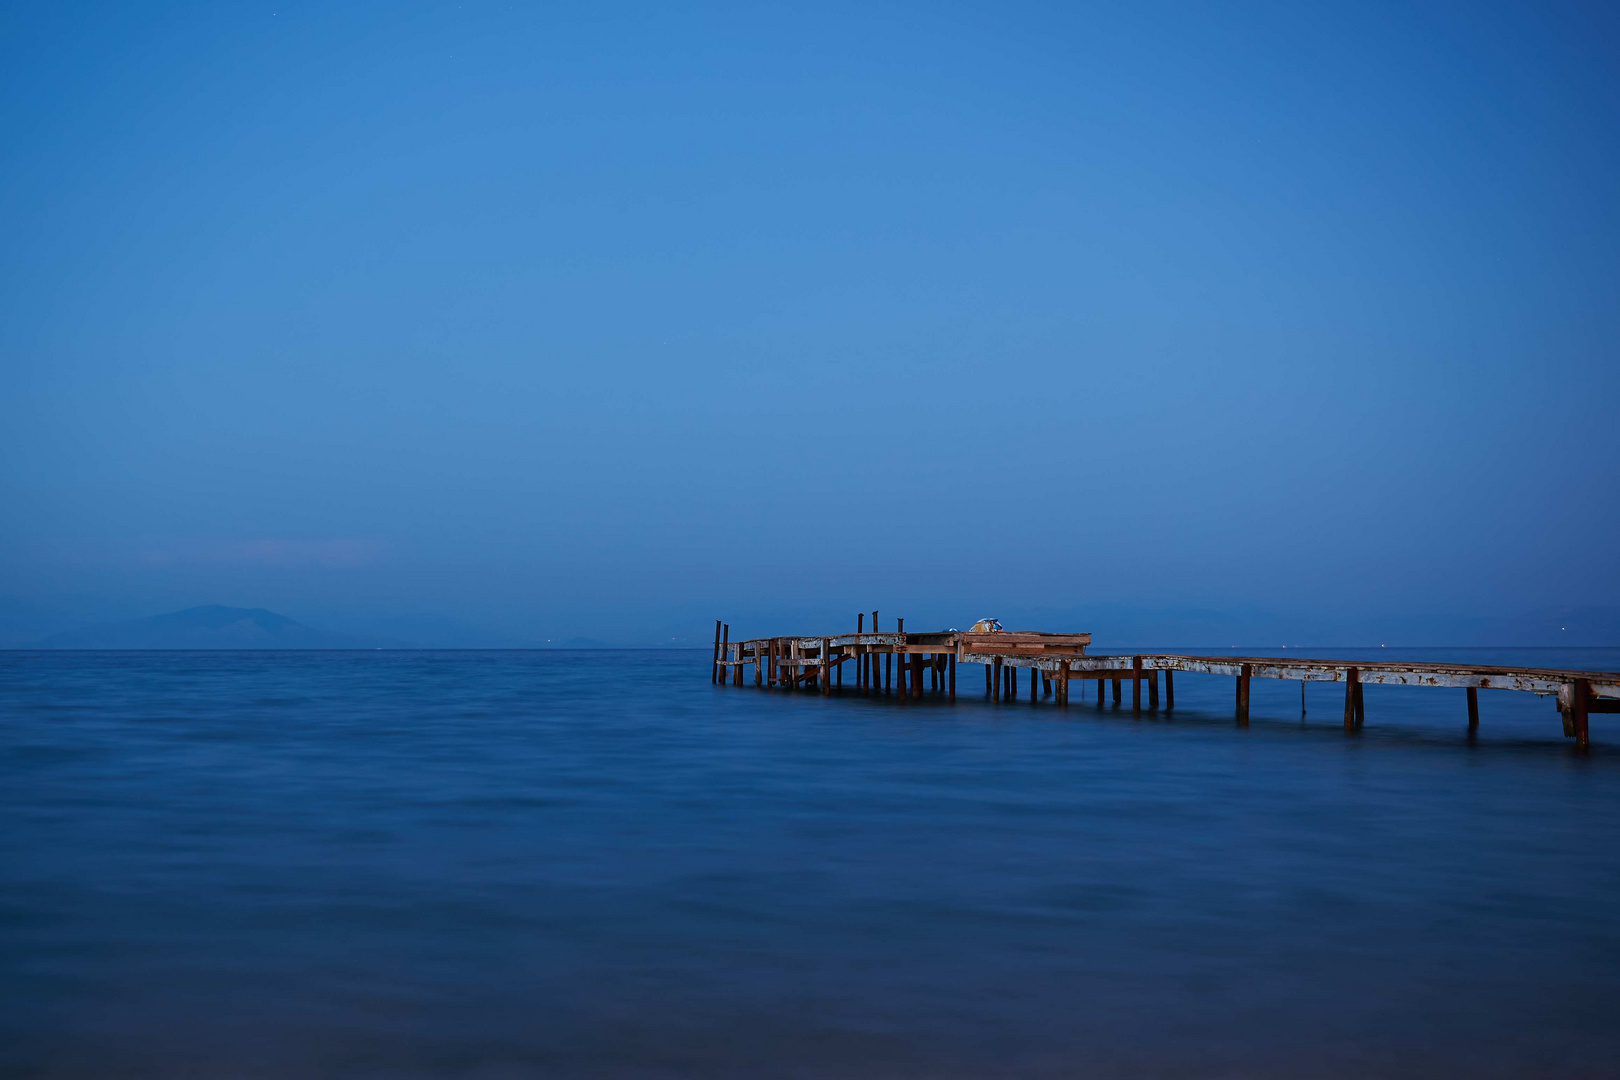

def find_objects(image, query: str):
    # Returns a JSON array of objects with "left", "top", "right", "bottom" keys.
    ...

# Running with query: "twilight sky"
[{"left": 2, "top": 0, "right": 1617, "bottom": 644}]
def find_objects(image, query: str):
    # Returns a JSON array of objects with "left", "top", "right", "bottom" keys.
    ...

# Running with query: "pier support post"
[
  {"left": 1148, "top": 670, "right": 1159, "bottom": 710},
  {"left": 1097, "top": 676, "right": 1104, "bottom": 706},
  {"left": 912, "top": 652, "right": 924, "bottom": 699},
  {"left": 1011, "top": 665, "right": 1018, "bottom": 699},
  {"left": 1573, "top": 679, "right": 1591, "bottom": 750},
  {"left": 1344, "top": 668, "right": 1359, "bottom": 730},
  {"left": 822, "top": 639, "right": 832, "bottom": 695},
  {"left": 1237, "top": 664, "right": 1251, "bottom": 725},
  {"left": 885, "top": 652, "right": 891, "bottom": 694},
  {"left": 711, "top": 620, "right": 722, "bottom": 684},
  {"left": 1467, "top": 687, "right": 1478, "bottom": 730},
  {"left": 1132, "top": 656, "right": 1143, "bottom": 714},
  {"left": 734, "top": 642, "right": 743, "bottom": 686},
  {"left": 994, "top": 659, "right": 1003, "bottom": 701},
  {"left": 1165, "top": 670, "right": 1175, "bottom": 710},
  {"left": 985, "top": 663, "right": 992, "bottom": 697},
  {"left": 720, "top": 625, "right": 730, "bottom": 686},
  {"left": 949, "top": 654, "right": 956, "bottom": 699},
  {"left": 1112, "top": 677, "right": 1121, "bottom": 705}
]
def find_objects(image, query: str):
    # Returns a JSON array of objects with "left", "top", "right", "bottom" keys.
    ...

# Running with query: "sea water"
[{"left": 2, "top": 648, "right": 1617, "bottom": 1077}]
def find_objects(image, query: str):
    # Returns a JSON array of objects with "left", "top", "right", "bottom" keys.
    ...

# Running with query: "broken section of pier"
[{"left": 710, "top": 618, "right": 1618, "bottom": 749}]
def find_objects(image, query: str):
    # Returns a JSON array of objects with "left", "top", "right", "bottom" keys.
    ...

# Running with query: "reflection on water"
[{"left": 2, "top": 648, "right": 1617, "bottom": 1077}]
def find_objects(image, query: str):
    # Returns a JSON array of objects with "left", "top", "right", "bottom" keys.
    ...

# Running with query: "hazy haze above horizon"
[{"left": 3, "top": 0, "right": 1617, "bottom": 645}]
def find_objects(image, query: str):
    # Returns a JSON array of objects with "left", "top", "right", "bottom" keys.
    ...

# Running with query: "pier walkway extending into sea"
[{"left": 710, "top": 617, "right": 1618, "bottom": 749}]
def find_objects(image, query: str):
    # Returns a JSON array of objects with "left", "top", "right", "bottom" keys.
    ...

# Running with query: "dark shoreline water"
[{"left": 3, "top": 648, "right": 1618, "bottom": 1077}]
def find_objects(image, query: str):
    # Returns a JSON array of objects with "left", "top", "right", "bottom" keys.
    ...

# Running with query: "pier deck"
[{"left": 710, "top": 619, "right": 1617, "bottom": 749}]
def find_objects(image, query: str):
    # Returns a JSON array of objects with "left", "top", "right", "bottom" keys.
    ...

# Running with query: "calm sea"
[{"left": 2, "top": 647, "right": 1618, "bottom": 1078}]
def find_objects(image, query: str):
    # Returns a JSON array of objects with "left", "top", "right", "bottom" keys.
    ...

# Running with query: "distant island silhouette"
[{"left": 35, "top": 605, "right": 381, "bottom": 650}]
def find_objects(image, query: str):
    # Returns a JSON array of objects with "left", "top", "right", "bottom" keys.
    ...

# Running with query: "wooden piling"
[
  {"left": 1466, "top": 686, "right": 1478, "bottom": 730},
  {"left": 1165, "top": 670, "right": 1174, "bottom": 710},
  {"left": 949, "top": 653, "right": 956, "bottom": 699},
  {"left": 1097, "top": 676, "right": 1104, "bottom": 706},
  {"left": 734, "top": 641, "right": 743, "bottom": 686},
  {"left": 1148, "top": 669, "right": 1159, "bottom": 709},
  {"left": 1132, "top": 656, "right": 1143, "bottom": 714},
  {"left": 1344, "top": 668, "right": 1359, "bottom": 731},
  {"left": 711, "top": 620, "right": 722, "bottom": 683},
  {"left": 1112, "top": 677, "right": 1121, "bottom": 705},
  {"left": 1237, "top": 664, "right": 1251, "bottom": 725},
  {"left": 822, "top": 638, "right": 832, "bottom": 695},
  {"left": 913, "top": 652, "right": 924, "bottom": 699},
  {"left": 993, "top": 658, "right": 1002, "bottom": 700},
  {"left": 1573, "top": 679, "right": 1591, "bottom": 750}
]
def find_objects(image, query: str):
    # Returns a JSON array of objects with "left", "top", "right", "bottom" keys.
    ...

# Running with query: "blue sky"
[{"left": 2, "top": 1, "right": 1617, "bottom": 644}]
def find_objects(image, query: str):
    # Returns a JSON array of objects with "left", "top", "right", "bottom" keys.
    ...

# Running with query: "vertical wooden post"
[
  {"left": 949, "top": 653, "right": 956, "bottom": 699},
  {"left": 913, "top": 652, "right": 924, "bottom": 699},
  {"left": 1354, "top": 679, "right": 1365, "bottom": 727},
  {"left": 1029, "top": 665, "right": 1036, "bottom": 702},
  {"left": 735, "top": 641, "right": 744, "bottom": 686},
  {"left": 857, "top": 613, "right": 864, "bottom": 633},
  {"left": 822, "top": 638, "right": 832, "bottom": 695},
  {"left": 1343, "top": 668, "right": 1359, "bottom": 731},
  {"left": 1466, "top": 686, "right": 1479, "bottom": 730},
  {"left": 711, "top": 620, "right": 722, "bottom": 683},
  {"left": 720, "top": 624, "right": 729, "bottom": 685},
  {"left": 1112, "top": 676, "right": 1121, "bottom": 704},
  {"left": 1572, "top": 679, "right": 1591, "bottom": 750},
  {"left": 994, "top": 658, "right": 1003, "bottom": 700},
  {"left": 755, "top": 641, "right": 763, "bottom": 686},
  {"left": 1237, "top": 663, "right": 1251, "bottom": 725},
  {"left": 985, "top": 661, "right": 992, "bottom": 696},
  {"left": 1148, "top": 670, "right": 1159, "bottom": 709},
  {"left": 1011, "top": 666, "right": 1019, "bottom": 699},
  {"left": 1058, "top": 665, "right": 1069, "bottom": 705},
  {"left": 1132, "top": 656, "right": 1143, "bottom": 713},
  {"left": 1097, "top": 676, "right": 1104, "bottom": 706},
  {"left": 884, "top": 652, "right": 891, "bottom": 693},
  {"left": 1165, "top": 669, "right": 1175, "bottom": 710}
]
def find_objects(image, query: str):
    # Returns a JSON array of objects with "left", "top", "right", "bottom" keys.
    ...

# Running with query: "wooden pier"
[{"left": 710, "top": 617, "right": 1619, "bottom": 749}]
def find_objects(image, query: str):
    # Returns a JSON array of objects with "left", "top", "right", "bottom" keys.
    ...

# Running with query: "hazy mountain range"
[
  {"left": 32, "top": 606, "right": 388, "bottom": 650},
  {"left": 6, "top": 601, "right": 1620, "bottom": 651}
]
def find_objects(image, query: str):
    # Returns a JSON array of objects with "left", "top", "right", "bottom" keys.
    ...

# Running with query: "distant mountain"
[{"left": 34, "top": 605, "right": 383, "bottom": 649}]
